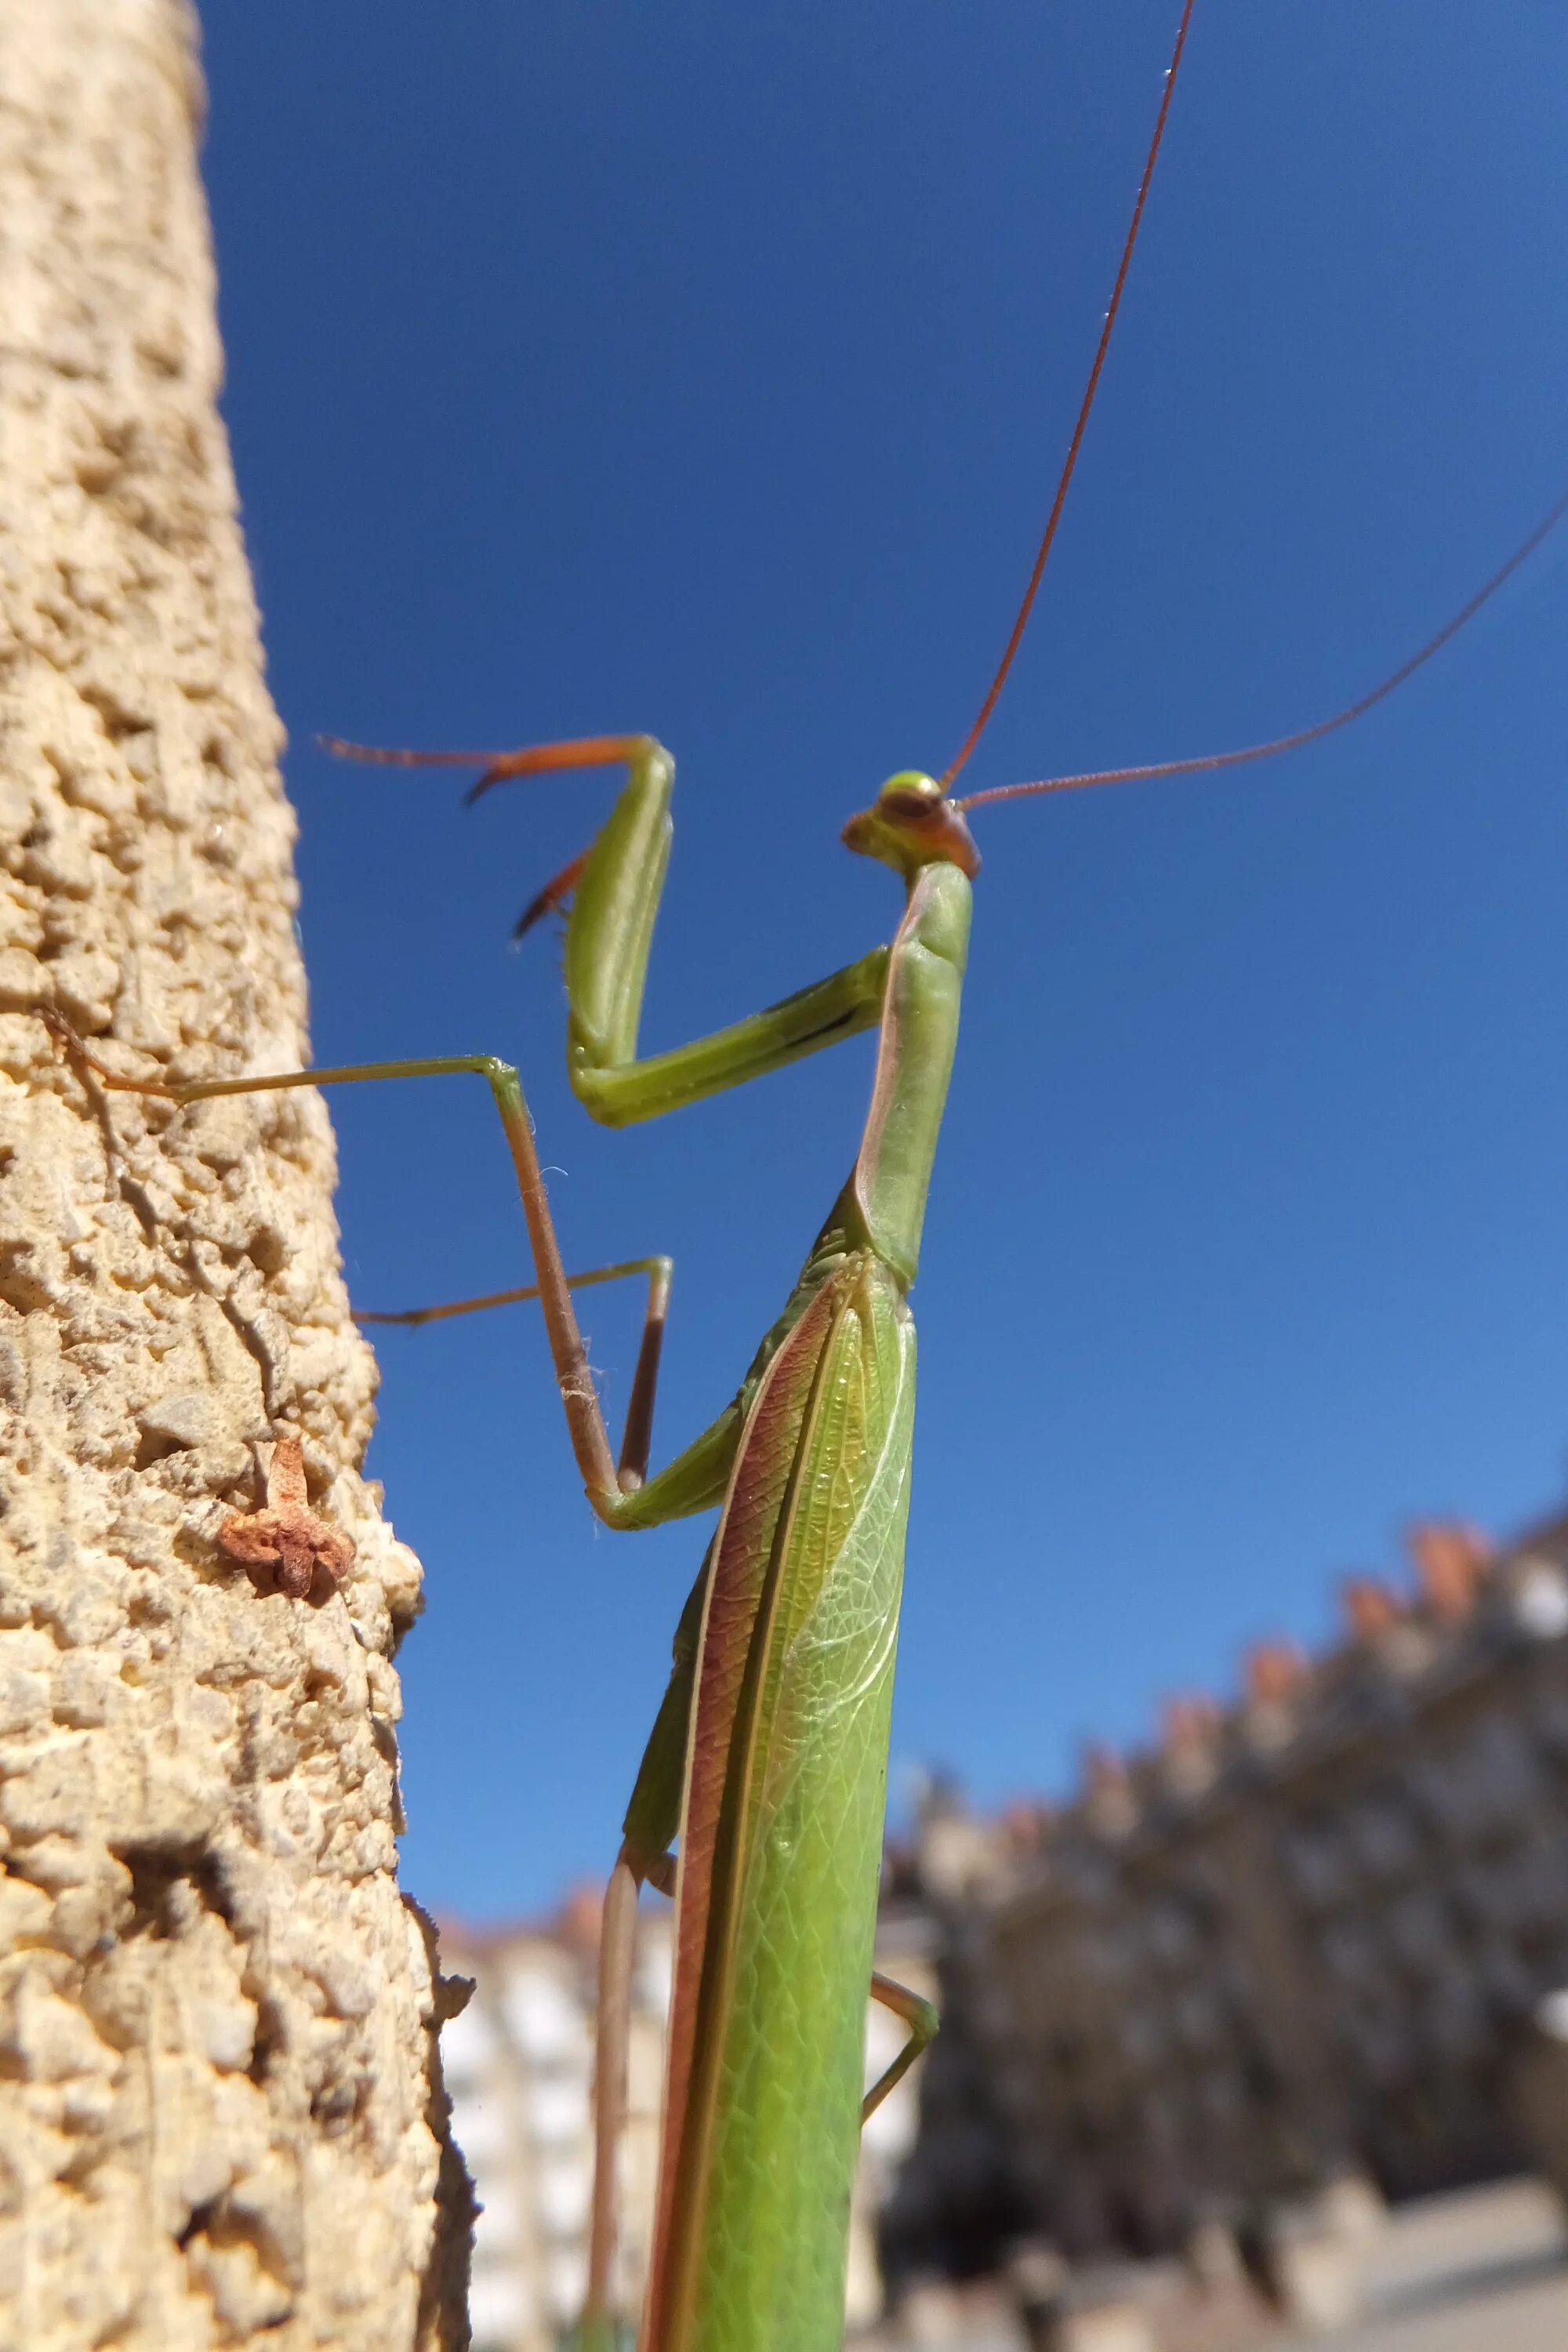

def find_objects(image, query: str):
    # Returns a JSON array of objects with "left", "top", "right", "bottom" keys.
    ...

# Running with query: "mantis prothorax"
[{"left": 40, "top": 0, "right": 1566, "bottom": 2341}]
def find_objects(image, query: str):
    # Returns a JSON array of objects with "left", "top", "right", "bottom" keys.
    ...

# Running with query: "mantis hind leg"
[
  {"left": 579, "top": 1552, "right": 705, "bottom": 2350},
  {"left": 357, "top": 1256, "right": 673, "bottom": 1492},
  {"left": 863, "top": 1972, "right": 939, "bottom": 2123},
  {"left": 577, "top": 1837, "right": 679, "bottom": 2352},
  {"left": 37, "top": 1014, "right": 725, "bottom": 1524}
]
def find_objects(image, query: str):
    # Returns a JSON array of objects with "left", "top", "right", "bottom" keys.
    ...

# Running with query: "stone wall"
[{"left": 0, "top": 4, "right": 470, "bottom": 2343}]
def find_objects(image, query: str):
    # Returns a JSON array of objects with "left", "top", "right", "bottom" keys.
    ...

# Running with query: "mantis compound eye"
[{"left": 878, "top": 771, "right": 945, "bottom": 813}]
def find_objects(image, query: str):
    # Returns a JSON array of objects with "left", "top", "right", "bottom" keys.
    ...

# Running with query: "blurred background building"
[
  {"left": 880, "top": 1505, "right": 1568, "bottom": 2343},
  {"left": 439, "top": 1891, "right": 662, "bottom": 2352},
  {"left": 439, "top": 1503, "right": 1568, "bottom": 2347}
]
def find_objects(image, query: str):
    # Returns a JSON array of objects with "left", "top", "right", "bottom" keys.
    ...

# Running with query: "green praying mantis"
[{"left": 42, "top": 0, "right": 1568, "bottom": 2344}]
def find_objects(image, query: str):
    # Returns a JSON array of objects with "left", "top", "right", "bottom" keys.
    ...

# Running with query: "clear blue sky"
[{"left": 194, "top": 2, "right": 1566, "bottom": 1919}]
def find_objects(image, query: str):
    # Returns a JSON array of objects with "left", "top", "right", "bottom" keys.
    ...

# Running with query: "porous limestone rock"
[{"left": 0, "top": 2, "right": 472, "bottom": 2343}]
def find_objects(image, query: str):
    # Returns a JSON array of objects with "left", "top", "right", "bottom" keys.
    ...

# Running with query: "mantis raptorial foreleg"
[
  {"left": 328, "top": 732, "right": 893, "bottom": 1131},
  {"left": 44, "top": 735, "right": 887, "bottom": 1519}
]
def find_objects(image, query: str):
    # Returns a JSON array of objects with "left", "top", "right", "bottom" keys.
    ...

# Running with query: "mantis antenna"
[
  {"left": 936, "top": 0, "right": 1566, "bottom": 817},
  {"left": 953, "top": 485, "right": 1568, "bottom": 814},
  {"left": 939, "top": 0, "right": 1199, "bottom": 788}
]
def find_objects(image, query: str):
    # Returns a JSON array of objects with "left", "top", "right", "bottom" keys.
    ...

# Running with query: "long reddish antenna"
[
  {"left": 939, "top": 0, "right": 1198, "bottom": 789},
  {"left": 953, "top": 486, "right": 1568, "bottom": 815}
]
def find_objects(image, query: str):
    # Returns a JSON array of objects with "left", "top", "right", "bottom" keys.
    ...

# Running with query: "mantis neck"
[{"left": 851, "top": 860, "right": 971, "bottom": 1290}]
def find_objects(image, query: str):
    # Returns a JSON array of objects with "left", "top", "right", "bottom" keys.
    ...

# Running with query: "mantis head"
[{"left": 842, "top": 773, "right": 981, "bottom": 881}]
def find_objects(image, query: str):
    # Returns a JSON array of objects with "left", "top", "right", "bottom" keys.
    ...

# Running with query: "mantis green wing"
[{"left": 646, "top": 1250, "right": 915, "bottom": 2351}]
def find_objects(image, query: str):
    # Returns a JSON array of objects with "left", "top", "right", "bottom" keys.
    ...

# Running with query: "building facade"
[{"left": 884, "top": 1509, "right": 1568, "bottom": 2291}]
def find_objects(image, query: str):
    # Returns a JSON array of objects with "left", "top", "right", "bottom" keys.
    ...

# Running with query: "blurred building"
[
  {"left": 441, "top": 1888, "right": 936, "bottom": 2351},
  {"left": 884, "top": 1507, "right": 1568, "bottom": 2301},
  {"left": 439, "top": 1890, "right": 663, "bottom": 2352}
]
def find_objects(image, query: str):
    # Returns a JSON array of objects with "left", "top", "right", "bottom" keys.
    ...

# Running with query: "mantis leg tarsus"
[
  {"left": 40, "top": 1007, "right": 181, "bottom": 1101},
  {"left": 862, "top": 1970, "right": 939, "bottom": 2124}
]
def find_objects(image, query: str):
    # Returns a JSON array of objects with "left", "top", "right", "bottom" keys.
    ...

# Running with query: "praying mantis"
[{"left": 42, "top": 2, "right": 1566, "bottom": 2346}]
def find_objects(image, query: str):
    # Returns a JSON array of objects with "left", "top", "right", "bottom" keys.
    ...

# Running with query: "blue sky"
[{"left": 194, "top": 2, "right": 1567, "bottom": 1918}]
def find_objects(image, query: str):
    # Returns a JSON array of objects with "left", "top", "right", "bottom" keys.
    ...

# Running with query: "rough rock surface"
[{"left": 0, "top": 2, "right": 471, "bottom": 2343}]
